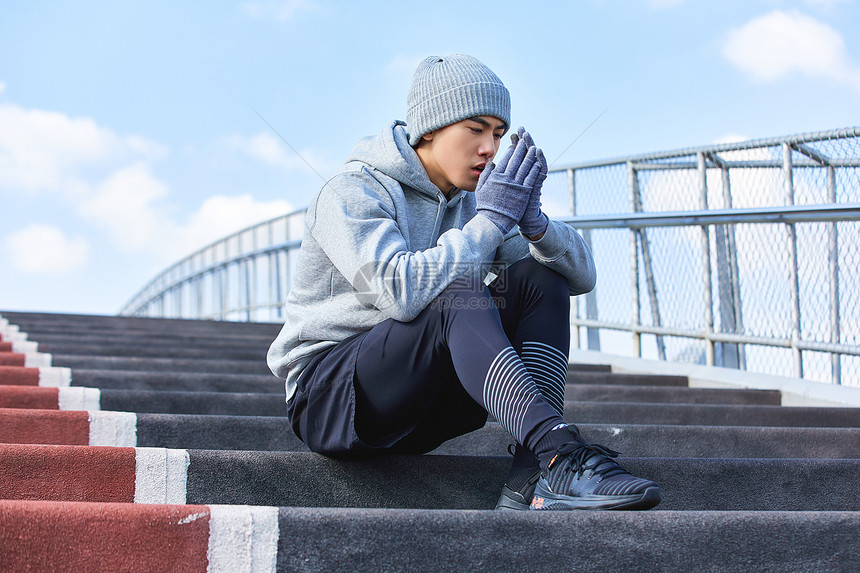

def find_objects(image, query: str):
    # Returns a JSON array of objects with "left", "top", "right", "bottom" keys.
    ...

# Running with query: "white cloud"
[
  {"left": 4, "top": 224, "right": 89, "bottom": 274},
  {"left": 0, "top": 103, "right": 166, "bottom": 193},
  {"left": 0, "top": 102, "right": 178, "bottom": 254},
  {"left": 722, "top": 10, "right": 860, "bottom": 92},
  {"left": 79, "top": 163, "right": 169, "bottom": 251},
  {"left": 0, "top": 82, "right": 5, "bottom": 96},
  {"left": 0, "top": 99, "right": 296, "bottom": 272},
  {"left": 240, "top": 0, "right": 314, "bottom": 21}
]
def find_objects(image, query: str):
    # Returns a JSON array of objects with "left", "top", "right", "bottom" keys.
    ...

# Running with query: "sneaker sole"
[{"left": 530, "top": 486, "right": 662, "bottom": 511}]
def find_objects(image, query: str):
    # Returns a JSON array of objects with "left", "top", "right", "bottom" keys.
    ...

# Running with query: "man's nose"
[{"left": 478, "top": 135, "right": 497, "bottom": 159}]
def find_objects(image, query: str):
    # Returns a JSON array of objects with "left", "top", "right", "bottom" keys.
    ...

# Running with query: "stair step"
[
  {"left": 181, "top": 452, "right": 860, "bottom": 511},
  {"left": 0, "top": 353, "right": 26, "bottom": 367},
  {"left": 0, "top": 384, "right": 782, "bottom": 415},
  {"left": 436, "top": 422, "right": 860, "bottom": 459},
  {"left": 98, "top": 389, "right": 285, "bottom": 416},
  {"left": 0, "top": 368, "right": 787, "bottom": 409},
  {"left": 50, "top": 354, "right": 272, "bottom": 375},
  {"left": 68, "top": 369, "right": 678, "bottom": 393},
  {"left": 566, "top": 363, "right": 612, "bottom": 373},
  {"left": 34, "top": 342, "right": 269, "bottom": 361},
  {"left": 563, "top": 401, "right": 860, "bottom": 427},
  {"left": 2, "top": 444, "right": 857, "bottom": 511},
  {"left": 23, "top": 331, "right": 276, "bottom": 347},
  {"left": 0, "top": 311, "right": 282, "bottom": 335},
  {"left": 67, "top": 368, "right": 282, "bottom": 392},
  {"left": 566, "top": 371, "right": 689, "bottom": 386},
  {"left": 2, "top": 408, "right": 857, "bottom": 459},
  {"left": 2, "top": 501, "right": 856, "bottom": 573},
  {"left": 565, "top": 384, "right": 782, "bottom": 405}
]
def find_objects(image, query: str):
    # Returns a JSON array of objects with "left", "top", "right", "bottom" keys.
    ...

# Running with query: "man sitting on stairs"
[{"left": 267, "top": 54, "right": 661, "bottom": 511}]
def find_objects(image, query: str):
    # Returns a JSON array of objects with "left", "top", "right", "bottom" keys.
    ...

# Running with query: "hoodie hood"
[{"left": 346, "top": 120, "right": 443, "bottom": 200}]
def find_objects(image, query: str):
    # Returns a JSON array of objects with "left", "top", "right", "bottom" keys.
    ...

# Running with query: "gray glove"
[
  {"left": 510, "top": 128, "right": 549, "bottom": 238},
  {"left": 475, "top": 133, "right": 544, "bottom": 235}
]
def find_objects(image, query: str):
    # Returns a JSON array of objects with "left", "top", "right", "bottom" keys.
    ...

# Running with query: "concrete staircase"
[{"left": 1, "top": 310, "right": 858, "bottom": 571}]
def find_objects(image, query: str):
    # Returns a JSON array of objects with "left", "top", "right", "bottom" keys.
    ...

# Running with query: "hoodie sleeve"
[
  {"left": 520, "top": 220, "right": 597, "bottom": 296},
  {"left": 309, "top": 169, "right": 505, "bottom": 322},
  {"left": 492, "top": 220, "right": 596, "bottom": 296}
]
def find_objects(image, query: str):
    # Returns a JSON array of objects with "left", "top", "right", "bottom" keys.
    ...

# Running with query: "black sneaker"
[
  {"left": 495, "top": 467, "right": 541, "bottom": 510},
  {"left": 530, "top": 439, "right": 661, "bottom": 510}
]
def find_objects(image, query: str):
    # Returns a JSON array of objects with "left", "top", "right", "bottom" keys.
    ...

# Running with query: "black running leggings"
[{"left": 353, "top": 257, "right": 570, "bottom": 455}]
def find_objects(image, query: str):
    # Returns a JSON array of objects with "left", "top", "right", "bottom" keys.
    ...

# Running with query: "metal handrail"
[
  {"left": 559, "top": 204, "right": 860, "bottom": 229},
  {"left": 553, "top": 126, "right": 860, "bottom": 170},
  {"left": 120, "top": 126, "right": 860, "bottom": 387}
]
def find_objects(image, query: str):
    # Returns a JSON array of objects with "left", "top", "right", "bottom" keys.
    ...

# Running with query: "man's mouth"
[{"left": 471, "top": 163, "right": 486, "bottom": 176}]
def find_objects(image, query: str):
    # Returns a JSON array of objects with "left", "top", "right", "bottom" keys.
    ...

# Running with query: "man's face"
[{"left": 418, "top": 116, "right": 507, "bottom": 193}]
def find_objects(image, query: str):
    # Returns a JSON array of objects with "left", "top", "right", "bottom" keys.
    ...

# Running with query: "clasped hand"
[{"left": 475, "top": 127, "right": 549, "bottom": 237}]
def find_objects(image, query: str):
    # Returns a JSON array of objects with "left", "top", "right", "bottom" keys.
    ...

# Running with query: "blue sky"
[{"left": 1, "top": 0, "right": 858, "bottom": 315}]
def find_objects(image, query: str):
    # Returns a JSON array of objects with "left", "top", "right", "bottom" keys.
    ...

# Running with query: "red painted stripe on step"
[
  {"left": 0, "top": 353, "right": 26, "bottom": 366},
  {"left": 0, "top": 500, "right": 211, "bottom": 572},
  {"left": 0, "top": 408, "right": 89, "bottom": 445},
  {"left": 0, "top": 366, "right": 40, "bottom": 386},
  {"left": 0, "top": 386, "right": 60, "bottom": 409},
  {"left": 0, "top": 444, "right": 137, "bottom": 503},
  {"left": 0, "top": 342, "right": 12, "bottom": 351}
]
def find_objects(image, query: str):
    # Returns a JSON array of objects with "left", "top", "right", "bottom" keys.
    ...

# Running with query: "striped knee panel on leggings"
[
  {"left": 482, "top": 346, "right": 540, "bottom": 444},
  {"left": 520, "top": 341, "right": 567, "bottom": 415}
]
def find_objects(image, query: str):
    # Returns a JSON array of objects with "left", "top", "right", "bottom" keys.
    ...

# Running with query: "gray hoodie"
[{"left": 267, "top": 121, "right": 596, "bottom": 401}]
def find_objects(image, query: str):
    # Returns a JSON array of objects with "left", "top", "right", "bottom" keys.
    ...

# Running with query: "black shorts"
[{"left": 288, "top": 324, "right": 488, "bottom": 457}]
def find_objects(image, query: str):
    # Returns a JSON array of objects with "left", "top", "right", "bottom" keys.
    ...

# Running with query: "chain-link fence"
[{"left": 120, "top": 127, "right": 860, "bottom": 386}]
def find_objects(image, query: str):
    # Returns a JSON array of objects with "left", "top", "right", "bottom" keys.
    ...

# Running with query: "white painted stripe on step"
[
  {"left": 23, "top": 352, "right": 52, "bottom": 368},
  {"left": 89, "top": 411, "right": 137, "bottom": 447},
  {"left": 134, "top": 447, "right": 189, "bottom": 504},
  {"left": 38, "top": 367, "right": 72, "bottom": 387},
  {"left": 10, "top": 341, "right": 38, "bottom": 353},
  {"left": 207, "top": 505, "right": 279, "bottom": 573},
  {"left": 0, "top": 329, "right": 28, "bottom": 342},
  {"left": 0, "top": 320, "right": 21, "bottom": 338},
  {"left": 58, "top": 387, "right": 101, "bottom": 411}
]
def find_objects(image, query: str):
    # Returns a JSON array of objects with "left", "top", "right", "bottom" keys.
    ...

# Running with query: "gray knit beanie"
[{"left": 406, "top": 54, "right": 511, "bottom": 147}]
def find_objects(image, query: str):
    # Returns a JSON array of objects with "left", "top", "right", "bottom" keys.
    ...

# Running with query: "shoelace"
[{"left": 551, "top": 441, "right": 628, "bottom": 482}]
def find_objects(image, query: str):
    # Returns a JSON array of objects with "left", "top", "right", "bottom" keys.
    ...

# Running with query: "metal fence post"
[
  {"left": 827, "top": 164, "right": 841, "bottom": 384},
  {"left": 710, "top": 152, "right": 743, "bottom": 369},
  {"left": 783, "top": 143, "right": 803, "bottom": 378},
  {"left": 698, "top": 152, "right": 715, "bottom": 366},
  {"left": 628, "top": 162, "right": 641, "bottom": 357},
  {"left": 196, "top": 276, "right": 203, "bottom": 320},
  {"left": 219, "top": 267, "right": 227, "bottom": 321},
  {"left": 249, "top": 231, "right": 257, "bottom": 322}
]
